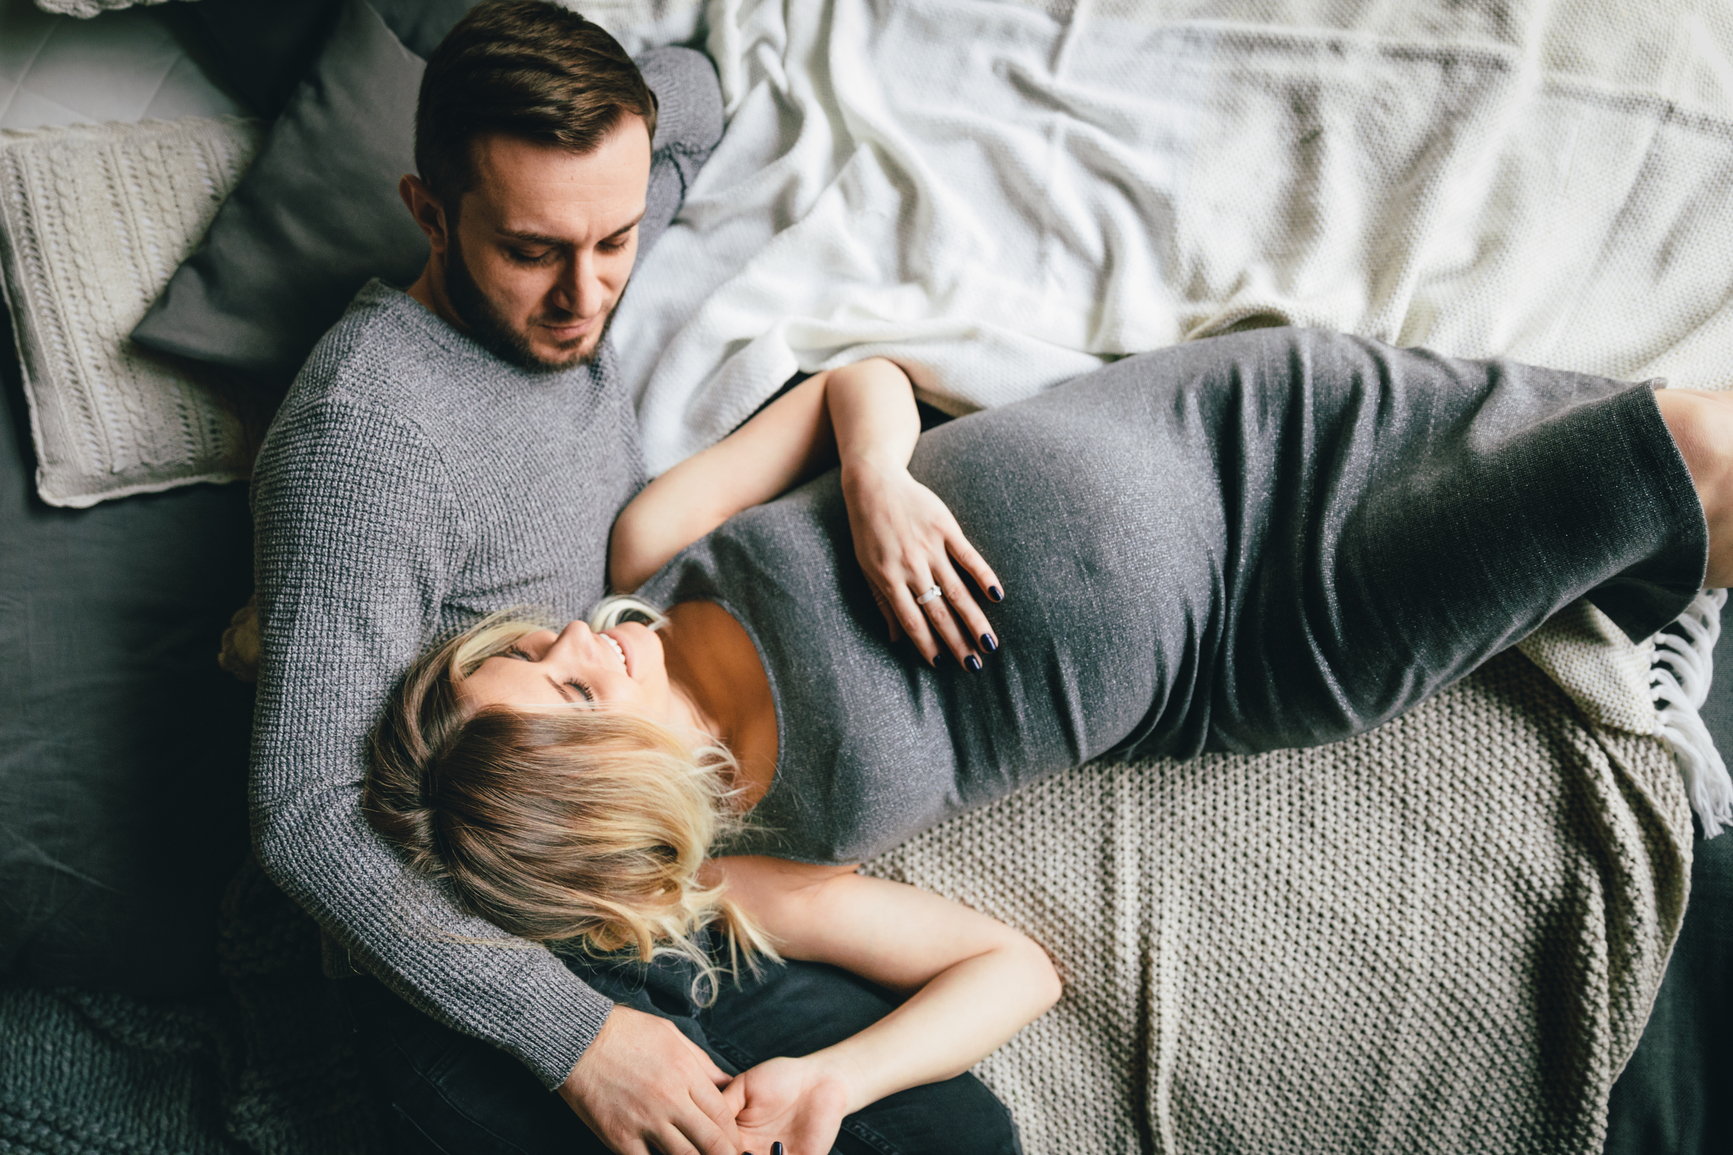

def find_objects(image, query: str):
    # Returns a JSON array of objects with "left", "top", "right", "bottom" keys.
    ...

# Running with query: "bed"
[{"left": 1, "top": 0, "right": 1729, "bottom": 1151}]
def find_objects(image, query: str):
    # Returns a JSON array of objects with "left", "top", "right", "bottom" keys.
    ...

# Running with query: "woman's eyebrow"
[{"left": 545, "top": 675, "right": 576, "bottom": 702}]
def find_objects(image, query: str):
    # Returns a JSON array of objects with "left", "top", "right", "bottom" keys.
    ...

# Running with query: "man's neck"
[{"left": 405, "top": 258, "right": 465, "bottom": 334}]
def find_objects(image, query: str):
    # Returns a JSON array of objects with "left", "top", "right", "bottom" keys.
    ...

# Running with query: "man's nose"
[{"left": 554, "top": 253, "right": 607, "bottom": 319}]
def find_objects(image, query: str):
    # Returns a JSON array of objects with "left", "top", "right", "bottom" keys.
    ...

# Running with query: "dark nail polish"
[
  {"left": 981, "top": 633, "right": 998, "bottom": 652},
  {"left": 965, "top": 654, "right": 982, "bottom": 672},
  {"left": 773, "top": 1145, "right": 785, "bottom": 1155},
  {"left": 988, "top": 585, "right": 1003, "bottom": 602}
]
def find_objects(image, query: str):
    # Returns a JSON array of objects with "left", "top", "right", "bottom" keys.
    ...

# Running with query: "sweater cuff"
[{"left": 505, "top": 977, "right": 617, "bottom": 1090}]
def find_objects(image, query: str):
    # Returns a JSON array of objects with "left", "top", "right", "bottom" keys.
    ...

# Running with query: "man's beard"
[{"left": 443, "top": 234, "right": 613, "bottom": 373}]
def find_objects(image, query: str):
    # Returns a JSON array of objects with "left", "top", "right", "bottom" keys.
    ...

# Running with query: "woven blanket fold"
[{"left": 864, "top": 650, "right": 1693, "bottom": 1153}]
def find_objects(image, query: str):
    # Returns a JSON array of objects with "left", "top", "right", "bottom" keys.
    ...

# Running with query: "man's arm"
[
  {"left": 250, "top": 398, "right": 741, "bottom": 1155},
  {"left": 635, "top": 46, "right": 725, "bottom": 262}
]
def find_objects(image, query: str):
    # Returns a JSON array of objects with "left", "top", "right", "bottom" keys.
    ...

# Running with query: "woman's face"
[{"left": 460, "top": 619, "right": 673, "bottom": 717}]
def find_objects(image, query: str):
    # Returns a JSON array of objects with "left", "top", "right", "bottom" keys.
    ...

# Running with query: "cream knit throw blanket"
[{"left": 864, "top": 649, "right": 1695, "bottom": 1153}]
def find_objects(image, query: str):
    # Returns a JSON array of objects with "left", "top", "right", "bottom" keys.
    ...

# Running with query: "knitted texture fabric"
[
  {"left": 0, "top": 860, "right": 386, "bottom": 1155},
  {"left": 863, "top": 651, "right": 1693, "bottom": 1154},
  {"left": 0, "top": 117, "right": 269, "bottom": 507},
  {"left": 248, "top": 284, "right": 642, "bottom": 1089}
]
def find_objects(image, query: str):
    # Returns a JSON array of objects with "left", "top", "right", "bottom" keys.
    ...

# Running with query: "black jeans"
[{"left": 344, "top": 944, "right": 1022, "bottom": 1155}]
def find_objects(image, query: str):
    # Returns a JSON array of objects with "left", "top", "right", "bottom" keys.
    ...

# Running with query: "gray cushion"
[
  {"left": 131, "top": 0, "right": 436, "bottom": 380},
  {"left": 0, "top": 307, "right": 255, "bottom": 997},
  {"left": 176, "top": 0, "right": 468, "bottom": 119}
]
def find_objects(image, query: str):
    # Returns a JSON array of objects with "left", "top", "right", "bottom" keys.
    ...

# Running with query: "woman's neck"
[{"left": 657, "top": 601, "right": 779, "bottom": 808}]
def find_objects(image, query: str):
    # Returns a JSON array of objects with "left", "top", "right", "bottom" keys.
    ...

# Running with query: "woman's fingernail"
[
  {"left": 965, "top": 654, "right": 983, "bottom": 672},
  {"left": 773, "top": 1145, "right": 785, "bottom": 1155},
  {"left": 988, "top": 586, "right": 1003, "bottom": 602},
  {"left": 981, "top": 633, "right": 997, "bottom": 652}
]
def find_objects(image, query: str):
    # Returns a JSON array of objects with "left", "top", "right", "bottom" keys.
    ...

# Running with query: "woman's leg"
[
  {"left": 1183, "top": 328, "right": 1710, "bottom": 755},
  {"left": 1652, "top": 388, "right": 1733, "bottom": 588}
]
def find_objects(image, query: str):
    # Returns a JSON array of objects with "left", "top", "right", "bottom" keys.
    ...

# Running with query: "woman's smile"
[{"left": 460, "top": 619, "right": 667, "bottom": 713}]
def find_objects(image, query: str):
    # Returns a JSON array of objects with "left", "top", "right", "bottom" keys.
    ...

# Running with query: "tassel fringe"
[{"left": 1651, "top": 588, "right": 1731, "bottom": 838}]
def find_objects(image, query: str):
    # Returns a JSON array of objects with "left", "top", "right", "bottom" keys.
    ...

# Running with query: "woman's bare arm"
[
  {"left": 611, "top": 359, "right": 1004, "bottom": 664},
  {"left": 713, "top": 855, "right": 1061, "bottom": 1154},
  {"left": 608, "top": 371, "right": 838, "bottom": 592}
]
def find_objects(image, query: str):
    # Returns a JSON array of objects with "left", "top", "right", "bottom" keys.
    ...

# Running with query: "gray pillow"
[{"left": 131, "top": 0, "right": 431, "bottom": 380}]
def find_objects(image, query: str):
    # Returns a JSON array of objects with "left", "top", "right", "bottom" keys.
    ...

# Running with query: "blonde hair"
[{"left": 363, "top": 607, "right": 776, "bottom": 1001}]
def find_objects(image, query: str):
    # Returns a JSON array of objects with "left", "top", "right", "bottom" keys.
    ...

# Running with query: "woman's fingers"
[
  {"left": 890, "top": 582, "right": 943, "bottom": 663},
  {"left": 945, "top": 524, "right": 1003, "bottom": 606},
  {"left": 935, "top": 557, "right": 996, "bottom": 660},
  {"left": 918, "top": 560, "right": 983, "bottom": 667}
]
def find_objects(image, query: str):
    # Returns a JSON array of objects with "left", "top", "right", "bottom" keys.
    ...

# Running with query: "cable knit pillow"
[{"left": 0, "top": 117, "right": 268, "bottom": 507}]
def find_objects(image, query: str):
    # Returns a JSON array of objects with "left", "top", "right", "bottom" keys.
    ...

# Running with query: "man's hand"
[{"left": 559, "top": 1006, "right": 742, "bottom": 1155}]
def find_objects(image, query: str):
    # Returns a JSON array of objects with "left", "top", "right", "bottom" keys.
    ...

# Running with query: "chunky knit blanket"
[
  {"left": 0, "top": 859, "right": 386, "bottom": 1155},
  {"left": 865, "top": 649, "right": 1695, "bottom": 1154}
]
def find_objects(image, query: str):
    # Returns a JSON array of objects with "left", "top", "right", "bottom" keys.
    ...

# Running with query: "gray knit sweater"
[{"left": 248, "top": 48, "right": 722, "bottom": 1088}]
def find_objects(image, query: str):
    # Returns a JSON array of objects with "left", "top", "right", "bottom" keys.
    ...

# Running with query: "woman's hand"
[
  {"left": 840, "top": 455, "right": 1003, "bottom": 667},
  {"left": 722, "top": 1055, "right": 852, "bottom": 1155}
]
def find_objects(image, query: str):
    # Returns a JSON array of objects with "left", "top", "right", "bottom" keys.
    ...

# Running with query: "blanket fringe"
[{"left": 1651, "top": 588, "right": 1731, "bottom": 837}]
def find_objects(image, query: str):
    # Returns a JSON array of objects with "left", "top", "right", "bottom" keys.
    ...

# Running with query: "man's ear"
[{"left": 399, "top": 174, "right": 451, "bottom": 254}]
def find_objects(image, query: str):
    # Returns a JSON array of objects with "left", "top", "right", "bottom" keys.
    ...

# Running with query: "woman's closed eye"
[{"left": 503, "top": 645, "right": 595, "bottom": 704}]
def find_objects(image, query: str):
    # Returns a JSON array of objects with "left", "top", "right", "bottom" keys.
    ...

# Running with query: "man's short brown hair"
[{"left": 415, "top": 0, "right": 659, "bottom": 205}]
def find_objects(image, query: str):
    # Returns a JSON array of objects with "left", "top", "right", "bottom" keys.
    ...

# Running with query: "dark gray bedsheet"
[{"left": 0, "top": 308, "right": 254, "bottom": 997}]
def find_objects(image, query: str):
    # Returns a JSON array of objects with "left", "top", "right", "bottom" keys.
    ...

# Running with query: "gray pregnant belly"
[{"left": 906, "top": 356, "right": 1227, "bottom": 789}]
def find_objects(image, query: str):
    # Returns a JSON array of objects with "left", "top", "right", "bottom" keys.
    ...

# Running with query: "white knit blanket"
[{"left": 617, "top": 0, "right": 1733, "bottom": 466}]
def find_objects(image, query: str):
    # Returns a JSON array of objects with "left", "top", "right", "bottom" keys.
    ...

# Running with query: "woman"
[{"left": 368, "top": 326, "right": 1732, "bottom": 1154}]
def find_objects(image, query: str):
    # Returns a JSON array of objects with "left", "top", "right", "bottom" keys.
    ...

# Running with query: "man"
[{"left": 248, "top": 4, "right": 1020, "bottom": 1153}]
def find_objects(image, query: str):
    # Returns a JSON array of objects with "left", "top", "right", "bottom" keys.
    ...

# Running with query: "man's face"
[{"left": 441, "top": 119, "right": 652, "bottom": 371}]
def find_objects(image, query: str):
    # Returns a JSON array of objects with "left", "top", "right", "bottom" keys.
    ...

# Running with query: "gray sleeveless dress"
[{"left": 636, "top": 327, "right": 1704, "bottom": 865}]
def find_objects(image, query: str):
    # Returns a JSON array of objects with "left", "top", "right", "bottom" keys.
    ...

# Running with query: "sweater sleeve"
[
  {"left": 249, "top": 398, "right": 613, "bottom": 1089},
  {"left": 636, "top": 45, "right": 725, "bottom": 261}
]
